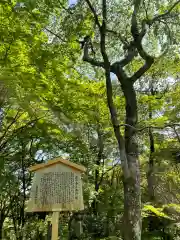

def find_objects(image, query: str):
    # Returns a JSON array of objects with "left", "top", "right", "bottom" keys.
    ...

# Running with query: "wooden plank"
[
  {"left": 29, "top": 158, "right": 86, "bottom": 173},
  {"left": 51, "top": 212, "right": 59, "bottom": 240}
]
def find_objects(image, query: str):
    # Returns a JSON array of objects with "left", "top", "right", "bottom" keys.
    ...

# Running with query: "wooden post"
[{"left": 51, "top": 212, "right": 59, "bottom": 240}]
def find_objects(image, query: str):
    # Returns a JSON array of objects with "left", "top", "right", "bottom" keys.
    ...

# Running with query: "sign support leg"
[{"left": 51, "top": 212, "right": 59, "bottom": 240}]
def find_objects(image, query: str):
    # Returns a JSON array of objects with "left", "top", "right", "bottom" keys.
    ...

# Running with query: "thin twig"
[
  {"left": 172, "top": 126, "right": 180, "bottom": 144},
  {"left": 44, "top": 28, "right": 66, "bottom": 42},
  {"left": 0, "top": 110, "right": 22, "bottom": 144},
  {"left": 106, "top": 29, "right": 128, "bottom": 46},
  {"left": 57, "top": 0, "right": 74, "bottom": 14},
  {"left": 119, "top": 123, "right": 180, "bottom": 132},
  {"left": 99, "top": 159, "right": 121, "bottom": 184},
  {"left": 143, "top": 0, "right": 149, "bottom": 20},
  {"left": 151, "top": 0, "right": 180, "bottom": 24}
]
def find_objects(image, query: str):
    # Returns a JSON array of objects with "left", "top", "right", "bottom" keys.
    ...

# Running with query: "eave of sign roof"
[{"left": 29, "top": 157, "right": 86, "bottom": 173}]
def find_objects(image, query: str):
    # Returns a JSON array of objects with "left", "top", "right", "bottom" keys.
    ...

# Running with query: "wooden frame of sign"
[{"left": 27, "top": 157, "right": 86, "bottom": 240}]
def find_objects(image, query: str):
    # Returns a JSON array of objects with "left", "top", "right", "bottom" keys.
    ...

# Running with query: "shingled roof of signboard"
[{"left": 29, "top": 157, "right": 86, "bottom": 173}]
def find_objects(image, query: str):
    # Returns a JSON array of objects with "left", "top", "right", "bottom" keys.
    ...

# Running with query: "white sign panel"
[{"left": 27, "top": 163, "right": 84, "bottom": 212}]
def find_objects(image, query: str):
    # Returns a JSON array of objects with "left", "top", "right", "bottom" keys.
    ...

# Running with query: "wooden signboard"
[{"left": 27, "top": 157, "right": 86, "bottom": 240}]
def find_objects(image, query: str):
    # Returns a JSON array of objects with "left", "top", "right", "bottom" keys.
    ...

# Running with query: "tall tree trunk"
[
  {"left": 92, "top": 126, "right": 104, "bottom": 216},
  {"left": 147, "top": 87, "right": 155, "bottom": 201},
  {"left": 147, "top": 127, "right": 155, "bottom": 201},
  {"left": 121, "top": 82, "right": 141, "bottom": 240},
  {"left": 146, "top": 86, "right": 156, "bottom": 235},
  {"left": 83, "top": 0, "right": 156, "bottom": 238},
  {"left": 102, "top": 63, "right": 141, "bottom": 239},
  {"left": 83, "top": 1, "right": 142, "bottom": 237}
]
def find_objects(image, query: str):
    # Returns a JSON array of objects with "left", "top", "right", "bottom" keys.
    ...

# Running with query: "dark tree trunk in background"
[
  {"left": 0, "top": 214, "right": 5, "bottom": 240},
  {"left": 147, "top": 86, "right": 155, "bottom": 202},
  {"left": 92, "top": 126, "right": 104, "bottom": 216},
  {"left": 47, "top": 221, "right": 52, "bottom": 240},
  {"left": 68, "top": 213, "right": 83, "bottom": 240},
  {"left": 147, "top": 126, "right": 155, "bottom": 201}
]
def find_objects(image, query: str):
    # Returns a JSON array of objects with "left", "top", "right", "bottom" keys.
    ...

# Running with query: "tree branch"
[
  {"left": 44, "top": 27, "right": 66, "bottom": 42},
  {"left": 99, "top": 159, "right": 121, "bottom": 184},
  {"left": 172, "top": 126, "right": 180, "bottom": 144},
  {"left": 111, "top": 42, "right": 138, "bottom": 74},
  {"left": 83, "top": 0, "right": 107, "bottom": 68},
  {"left": 0, "top": 110, "right": 22, "bottom": 144},
  {"left": 143, "top": 0, "right": 149, "bottom": 21},
  {"left": 131, "top": 3, "right": 153, "bottom": 61},
  {"left": 57, "top": 0, "right": 74, "bottom": 14},
  {"left": 100, "top": 0, "right": 109, "bottom": 64},
  {"left": 119, "top": 123, "right": 180, "bottom": 132},
  {"left": 130, "top": 0, "right": 154, "bottom": 81},
  {"left": 102, "top": 0, "right": 107, "bottom": 21},
  {"left": 106, "top": 29, "right": 128, "bottom": 45},
  {"left": 0, "top": 117, "right": 41, "bottom": 151},
  {"left": 85, "top": 0, "right": 101, "bottom": 30},
  {"left": 150, "top": 0, "right": 180, "bottom": 25},
  {"left": 129, "top": 61, "right": 153, "bottom": 83},
  {"left": 82, "top": 40, "right": 105, "bottom": 68}
]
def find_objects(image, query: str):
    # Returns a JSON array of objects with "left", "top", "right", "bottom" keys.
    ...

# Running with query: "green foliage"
[{"left": 0, "top": 0, "right": 179, "bottom": 239}]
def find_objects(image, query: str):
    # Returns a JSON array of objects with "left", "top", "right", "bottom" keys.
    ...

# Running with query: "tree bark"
[
  {"left": 120, "top": 81, "right": 141, "bottom": 240},
  {"left": 101, "top": 28, "right": 141, "bottom": 239}
]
